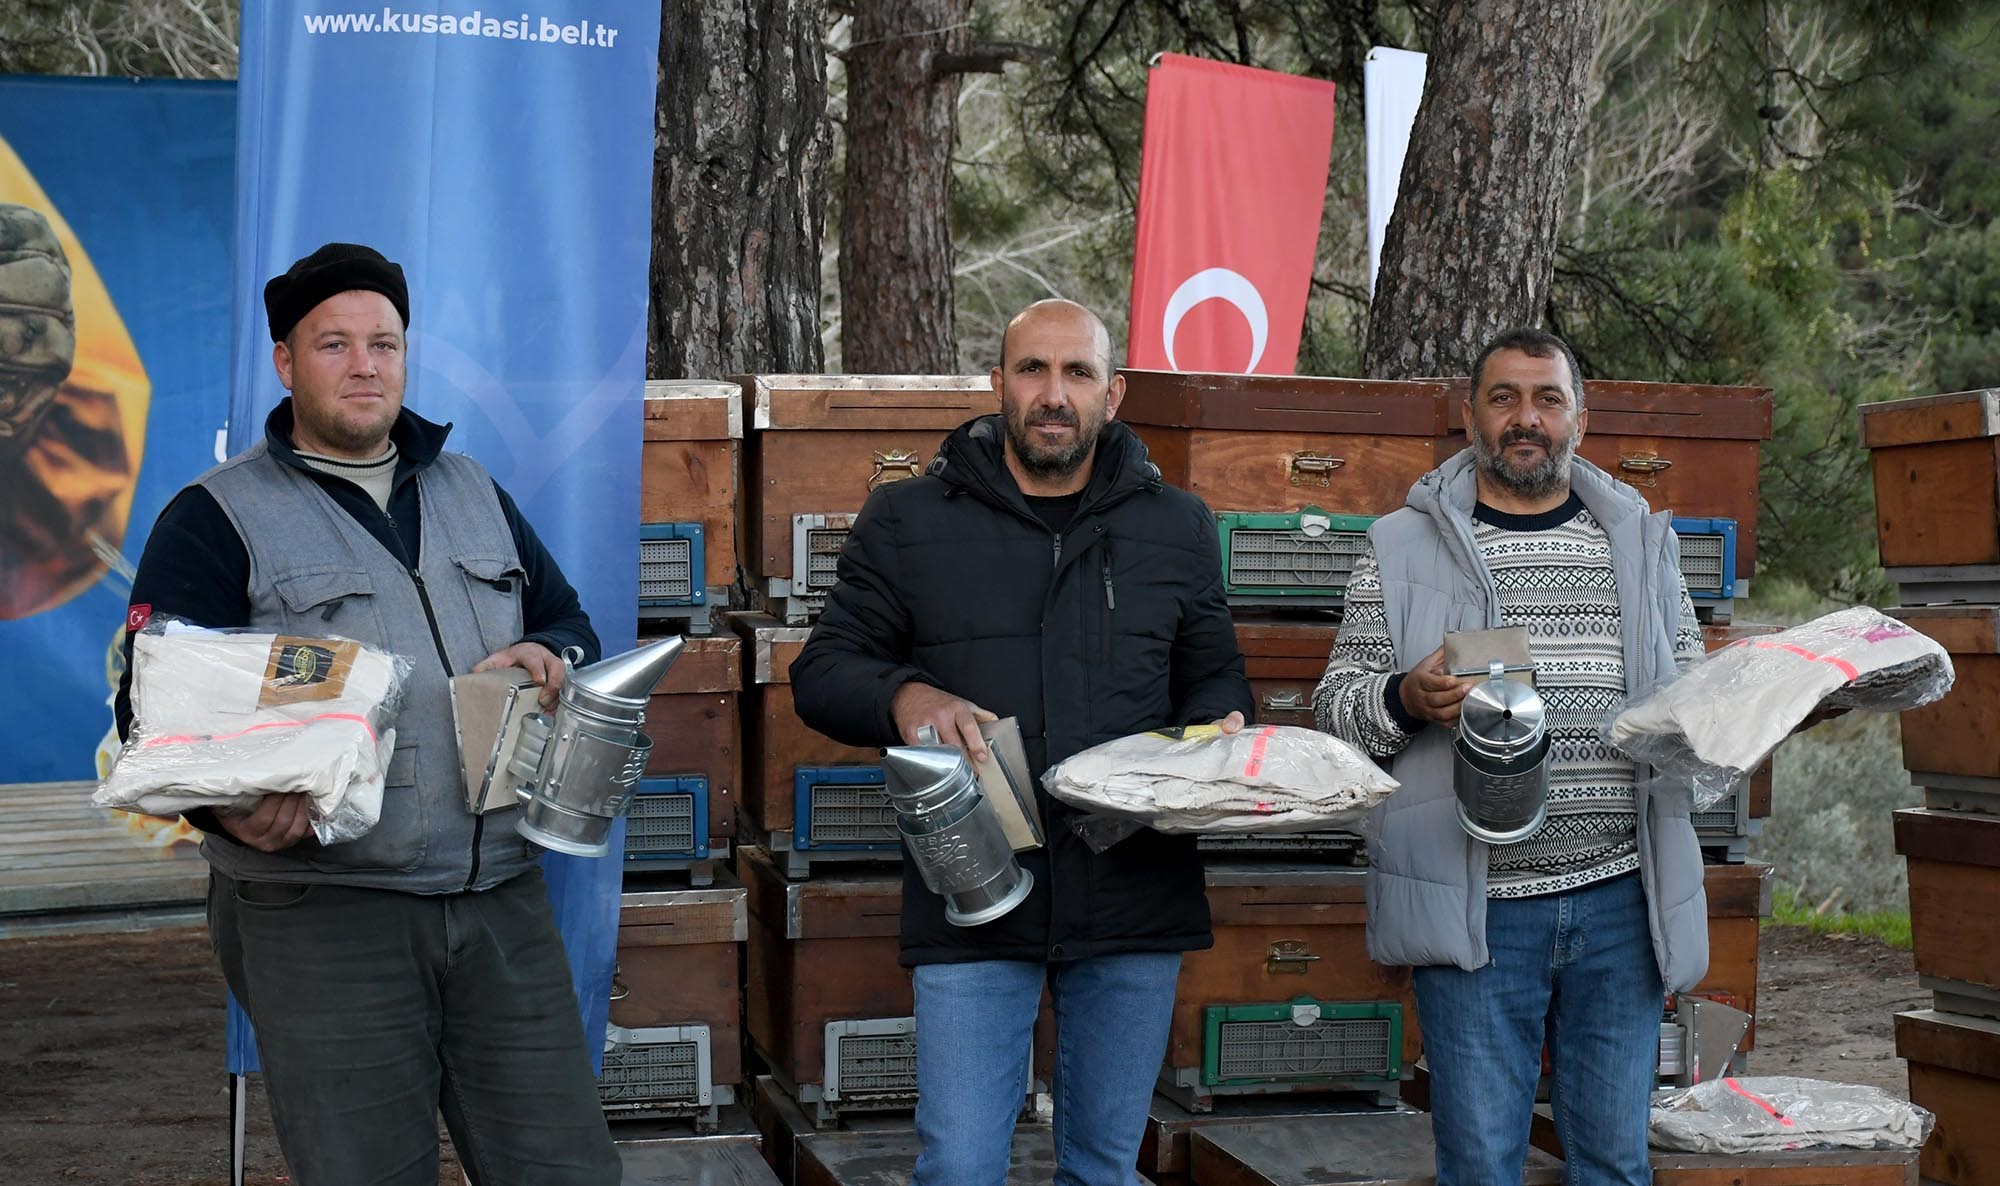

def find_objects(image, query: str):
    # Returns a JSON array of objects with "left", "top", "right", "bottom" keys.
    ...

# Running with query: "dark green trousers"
[{"left": 209, "top": 867, "right": 619, "bottom": 1186}]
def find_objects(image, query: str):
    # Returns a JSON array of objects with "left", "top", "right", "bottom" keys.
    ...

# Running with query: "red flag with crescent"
[{"left": 1127, "top": 55, "right": 1336, "bottom": 375}]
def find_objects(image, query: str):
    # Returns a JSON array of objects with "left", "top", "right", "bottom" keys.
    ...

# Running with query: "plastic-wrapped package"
[
  {"left": 1043, "top": 724, "right": 1399, "bottom": 851},
  {"left": 1649, "top": 1076, "right": 1934, "bottom": 1154},
  {"left": 1604, "top": 607, "right": 1953, "bottom": 809},
  {"left": 96, "top": 619, "right": 411, "bottom": 845}
]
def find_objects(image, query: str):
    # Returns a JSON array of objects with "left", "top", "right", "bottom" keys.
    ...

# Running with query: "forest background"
[{"left": 6, "top": 0, "right": 1995, "bottom": 921}]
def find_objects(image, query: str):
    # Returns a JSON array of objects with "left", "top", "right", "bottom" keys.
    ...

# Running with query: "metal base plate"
[
  {"left": 1692, "top": 599, "right": 1735, "bottom": 625},
  {"left": 1699, "top": 838, "right": 1751, "bottom": 864},
  {"left": 1888, "top": 564, "right": 2000, "bottom": 606},
  {"left": 613, "top": 1103, "right": 765, "bottom": 1185},
  {"left": 621, "top": 855, "right": 724, "bottom": 888},
  {"left": 766, "top": 592, "right": 826, "bottom": 627},
  {"left": 635, "top": 591, "right": 730, "bottom": 635},
  {"left": 1915, "top": 772, "right": 2000, "bottom": 815},
  {"left": 624, "top": 844, "right": 728, "bottom": 888},
  {"left": 1921, "top": 974, "right": 2000, "bottom": 1020},
  {"left": 796, "top": 1122, "right": 1058, "bottom": 1185},
  {"left": 1140, "top": 1090, "right": 1408, "bottom": 1176},
  {"left": 759, "top": 828, "right": 900, "bottom": 880},
  {"left": 1192, "top": 1110, "right": 1564, "bottom": 1185}
]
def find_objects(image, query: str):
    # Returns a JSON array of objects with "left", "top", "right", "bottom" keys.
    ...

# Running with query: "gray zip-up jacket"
[{"left": 1329, "top": 450, "right": 1709, "bottom": 991}]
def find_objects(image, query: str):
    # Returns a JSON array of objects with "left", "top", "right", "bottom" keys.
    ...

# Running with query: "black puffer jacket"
[{"left": 790, "top": 415, "right": 1252, "bottom": 966}]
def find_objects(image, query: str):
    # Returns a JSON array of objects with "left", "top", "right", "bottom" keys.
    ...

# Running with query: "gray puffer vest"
[
  {"left": 194, "top": 442, "right": 541, "bottom": 893},
  {"left": 1363, "top": 449, "right": 1709, "bottom": 991}
]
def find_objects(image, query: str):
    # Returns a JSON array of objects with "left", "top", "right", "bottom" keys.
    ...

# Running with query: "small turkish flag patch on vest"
[{"left": 126, "top": 603, "right": 152, "bottom": 633}]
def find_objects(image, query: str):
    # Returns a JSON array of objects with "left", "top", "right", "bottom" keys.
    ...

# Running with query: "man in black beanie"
[{"left": 117, "top": 242, "right": 620, "bottom": 1184}]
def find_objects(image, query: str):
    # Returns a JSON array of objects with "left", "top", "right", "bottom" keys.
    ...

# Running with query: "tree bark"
[
  {"left": 650, "top": 0, "right": 830, "bottom": 378},
  {"left": 1363, "top": 0, "right": 1603, "bottom": 378},
  {"left": 837, "top": 0, "right": 970, "bottom": 374}
]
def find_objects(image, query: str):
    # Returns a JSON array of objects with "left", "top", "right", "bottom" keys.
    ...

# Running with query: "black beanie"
[{"left": 264, "top": 242, "right": 410, "bottom": 342}]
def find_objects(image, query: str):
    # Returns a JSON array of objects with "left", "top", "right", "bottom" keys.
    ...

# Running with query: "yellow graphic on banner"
[{"left": 0, "top": 133, "right": 151, "bottom": 621}]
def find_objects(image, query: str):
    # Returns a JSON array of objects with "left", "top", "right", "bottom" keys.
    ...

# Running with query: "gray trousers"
[{"left": 209, "top": 867, "right": 620, "bottom": 1186}]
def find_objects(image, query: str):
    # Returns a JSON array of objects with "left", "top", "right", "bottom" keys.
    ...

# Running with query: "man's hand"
[
  {"left": 892, "top": 681, "right": 997, "bottom": 763},
  {"left": 1209, "top": 710, "right": 1247, "bottom": 735},
  {"left": 474, "top": 641, "right": 567, "bottom": 709},
  {"left": 1399, "top": 645, "right": 1472, "bottom": 725},
  {"left": 216, "top": 792, "right": 315, "bottom": 852}
]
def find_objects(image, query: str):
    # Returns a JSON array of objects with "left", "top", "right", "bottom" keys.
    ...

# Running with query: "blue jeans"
[
  {"left": 911, "top": 952, "right": 1181, "bottom": 1186},
  {"left": 1413, "top": 872, "right": 1662, "bottom": 1186}
]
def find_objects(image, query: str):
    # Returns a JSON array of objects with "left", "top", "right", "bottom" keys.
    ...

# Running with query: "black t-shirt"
[
  {"left": 1025, "top": 491, "right": 1085, "bottom": 535},
  {"left": 1471, "top": 490, "right": 1586, "bottom": 531}
]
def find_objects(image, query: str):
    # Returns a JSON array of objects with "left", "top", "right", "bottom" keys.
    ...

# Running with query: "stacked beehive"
[
  {"left": 724, "top": 377, "right": 991, "bottom": 1153},
  {"left": 599, "top": 382, "right": 753, "bottom": 1139},
  {"left": 1860, "top": 389, "right": 2000, "bottom": 1186}
]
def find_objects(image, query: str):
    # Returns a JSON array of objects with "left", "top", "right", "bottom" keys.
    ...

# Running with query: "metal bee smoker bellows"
[
  {"left": 507, "top": 636, "right": 685, "bottom": 857},
  {"left": 880, "top": 727, "right": 1034, "bottom": 927},
  {"left": 1452, "top": 660, "right": 1551, "bottom": 844}
]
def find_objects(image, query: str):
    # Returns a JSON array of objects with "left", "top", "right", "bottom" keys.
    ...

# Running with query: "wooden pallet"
[{"left": 0, "top": 780, "right": 207, "bottom": 925}]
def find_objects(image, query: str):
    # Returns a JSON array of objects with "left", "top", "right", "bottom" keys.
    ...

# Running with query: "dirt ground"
[
  {"left": 0, "top": 922, "right": 1921, "bottom": 1184},
  {"left": 1742, "top": 924, "right": 1926, "bottom": 1097},
  {"left": 0, "top": 925, "right": 461, "bottom": 1186}
]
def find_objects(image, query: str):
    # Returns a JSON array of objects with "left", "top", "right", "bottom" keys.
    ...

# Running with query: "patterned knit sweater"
[{"left": 1314, "top": 492, "right": 1703, "bottom": 898}]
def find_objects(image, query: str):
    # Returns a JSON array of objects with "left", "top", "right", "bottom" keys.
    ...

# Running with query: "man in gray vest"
[
  {"left": 116, "top": 243, "right": 620, "bottom": 1184},
  {"left": 1315, "top": 328, "right": 1704, "bottom": 1185}
]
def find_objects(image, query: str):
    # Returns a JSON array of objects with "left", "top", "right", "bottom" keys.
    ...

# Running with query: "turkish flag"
[{"left": 1127, "top": 55, "right": 1336, "bottom": 375}]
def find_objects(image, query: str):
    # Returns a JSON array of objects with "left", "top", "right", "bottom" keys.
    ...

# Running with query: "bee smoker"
[
  {"left": 1452, "top": 661, "right": 1552, "bottom": 844},
  {"left": 508, "top": 636, "right": 685, "bottom": 857},
  {"left": 881, "top": 728, "right": 1034, "bottom": 926}
]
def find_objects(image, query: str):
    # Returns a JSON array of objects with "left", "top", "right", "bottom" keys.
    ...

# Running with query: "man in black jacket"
[{"left": 791, "top": 299, "right": 1252, "bottom": 1186}]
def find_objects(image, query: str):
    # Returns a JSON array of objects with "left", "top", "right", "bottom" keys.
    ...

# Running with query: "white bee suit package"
[
  {"left": 1605, "top": 606, "right": 1953, "bottom": 809},
  {"left": 1041, "top": 723, "right": 1399, "bottom": 850},
  {"left": 97, "top": 621, "right": 411, "bottom": 845},
  {"left": 1649, "top": 1076, "right": 1934, "bottom": 1154}
]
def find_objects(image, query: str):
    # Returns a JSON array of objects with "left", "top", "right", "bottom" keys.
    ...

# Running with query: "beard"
[
  {"left": 295, "top": 398, "right": 398, "bottom": 457},
  {"left": 1005, "top": 402, "right": 1102, "bottom": 480},
  {"left": 1470, "top": 423, "right": 1577, "bottom": 501}
]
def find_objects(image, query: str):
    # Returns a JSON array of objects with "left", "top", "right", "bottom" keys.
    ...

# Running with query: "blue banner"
[
  {"left": 235, "top": 2, "right": 659, "bottom": 1063},
  {"left": 0, "top": 76, "right": 234, "bottom": 785}
]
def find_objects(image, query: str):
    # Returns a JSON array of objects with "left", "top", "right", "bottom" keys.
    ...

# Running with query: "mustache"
[
  {"left": 1026, "top": 409, "right": 1079, "bottom": 428},
  {"left": 1499, "top": 427, "right": 1552, "bottom": 449}
]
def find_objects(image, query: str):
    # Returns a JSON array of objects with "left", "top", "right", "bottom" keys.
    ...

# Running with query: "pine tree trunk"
[
  {"left": 837, "top": 0, "right": 969, "bottom": 374},
  {"left": 1362, "top": 0, "right": 1603, "bottom": 378},
  {"left": 650, "top": 0, "right": 830, "bottom": 378}
]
